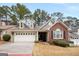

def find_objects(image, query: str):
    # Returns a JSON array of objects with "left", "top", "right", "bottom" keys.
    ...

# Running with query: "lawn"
[{"left": 32, "top": 42, "right": 79, "bottom": 56}]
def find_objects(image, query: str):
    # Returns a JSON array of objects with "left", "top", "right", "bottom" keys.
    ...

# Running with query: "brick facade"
[{"left": 48, "top": 22, "right": 68, "bottom": 41}]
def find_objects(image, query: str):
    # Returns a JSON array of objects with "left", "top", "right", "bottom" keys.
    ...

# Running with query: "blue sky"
[{"left": 0, "top": 3, "right": 79, "bottom": 18}]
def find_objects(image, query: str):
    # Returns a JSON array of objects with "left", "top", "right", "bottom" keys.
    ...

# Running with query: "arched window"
[{"left": 53, "top": 28, "right": 63, "bottom": 39}]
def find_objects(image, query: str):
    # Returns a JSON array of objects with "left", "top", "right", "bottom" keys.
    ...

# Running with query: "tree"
[
  {"left": 41, "top": 10, "right": 48, "bottom": 20},
  {"left": 33, "top": 9, "right": 42, "bottom": 25},
  {"left": 33, "top": 9, "right": 41, "bottom": 21},
  {"left": 65, "top": 16, "right": 78, "bottom": 27},
  {"left": 0, "top": 7, "right": 2, "bottom": 19},
  {"left": 51, "top": 12, "right": 63, "bottom": 21},
  {"left": 0, "top": 7, "right": 3, "bottom": 20},
  {"left": 0, "top": 6, "right": 10, "bottom": 25},
  {"left": 15, "top": 3, "right": 31, "bottom": 20},
  {"left": 10, "top": 15, "right": 17, "bottom": 25},
  {"left": 66, "top": 16, "right": 73, "bottom": 20},
  {"left": 33, "top": 9, "right": 48, "bottom": 25},
  {"left": 8, "top": 3, "right": 31, "bottom": 24}
]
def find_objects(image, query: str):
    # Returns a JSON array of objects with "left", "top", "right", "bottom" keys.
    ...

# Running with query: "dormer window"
[
  {"left": 21, "top": 23, "right": 22, "bottom": 27},
  {"left": 19, "top": 21, "right": 24, "bottom": 29}
]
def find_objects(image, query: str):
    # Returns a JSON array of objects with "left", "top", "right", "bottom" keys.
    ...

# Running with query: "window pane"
[{"left": 53, "top": 28, "right": 63, "bottom": 39}]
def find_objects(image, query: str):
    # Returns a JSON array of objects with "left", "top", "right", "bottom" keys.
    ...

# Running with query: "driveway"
[{"left": 0, "top": 42, "right": 34, "bottom": 56}]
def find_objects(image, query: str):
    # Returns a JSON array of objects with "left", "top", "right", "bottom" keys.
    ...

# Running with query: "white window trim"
[{"left": 53, "top": 29, "right": 63, "bottom": 39}]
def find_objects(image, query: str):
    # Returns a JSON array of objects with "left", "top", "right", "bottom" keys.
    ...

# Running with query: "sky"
[{"left": 0, "top": 3, "right": 79, "bottom": 18}]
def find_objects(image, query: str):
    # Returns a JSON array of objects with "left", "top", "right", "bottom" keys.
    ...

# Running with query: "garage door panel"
[
  {"left": 14, "top": 35, "right": 35, "bottom": 42},
  {"left": 14, "top": 32, "right": 36, "bottom": 42}
]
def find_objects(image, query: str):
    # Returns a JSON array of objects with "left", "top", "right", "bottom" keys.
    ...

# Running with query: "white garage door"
[
  {"left": 14, "top": 32, "right": 36, "bottom": 42},
  {"left": 70, "top": 39, "right": 79, "bottom": 46}
]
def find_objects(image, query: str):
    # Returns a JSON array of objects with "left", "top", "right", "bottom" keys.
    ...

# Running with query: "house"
[
  {"left": 38, "top": 20, "right": 69, "bottom": 41},
  {"left": 24, "top": 14, "right": 35, "bottom": 29},
  {"left": 0, "top": 20, "right": 13, "bottom": 40},
  {"left": 0, "top": 18, "right": 70, "bottom": 42},
  {"left": 64, "top": 19, "right": 79, "bottom": 39},
  {"left": 0, "top": 20, "right": 12, "bottom": 25},
  {"left": 64, "top": 19, "right": 79, "bottom": 46},
  {"left": 0, "top": 25, "right": 16, "bottom": 41}
]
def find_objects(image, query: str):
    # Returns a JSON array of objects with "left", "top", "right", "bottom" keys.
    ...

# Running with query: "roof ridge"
[{"left": 39, "top": 20, "right": 51, "bottom": 30}]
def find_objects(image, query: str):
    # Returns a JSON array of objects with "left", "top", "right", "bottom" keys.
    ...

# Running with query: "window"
[
  {"left": 18, "top": 33, "right": 20, "bottom": 35},
  {"left": 16, "top": 33, "right": 17, "bottom": 35},
  {"left": 33, "top": 33, "right": 35, "bottom": 35},
  {"left": 53, "top": 28, "right": 63, "bottom": 39},
  {"left": 26, "top": 33, "right": 27, "bottom": 35},
  {"left": 21, "top": 23, "right": 22, "bottom": 27},
  {"left": 28, "top": 33, "right": 30, "bottom": 35},
  {"left": 31, "top": 33, "right": 32, "bottom": 35},
  {"left": 23, "top": 33, "right": 25, "bottom": 35},
  {"left": 21, "top": 33, "right": 22, "bottom": 35}
]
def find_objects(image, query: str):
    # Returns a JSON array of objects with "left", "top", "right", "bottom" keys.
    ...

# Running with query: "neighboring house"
[
  {"left": 69, "top": 31, "right": 79, "bottom": 46},
  {"left": 0, "top": 25, "right": 16, "bottom": 40},
  {"left": 0, "top": 19, "right": 70, "bottom": 42},
  {"left": 64, "top": 19, "right": 79, "bottom": 46},
  {"left": 70, "top": 29, "right": 79, "bottom": 39},
  {"left": 69, "top": 32, "right": 79, "bottom": 40},
  {"left": 64, "top": 19, "right": 79, "bottom": 40},
  {"left": 0, "top": 19, "right": 17, "bottom": 40},
  {"left": 0, "top": 20, "right": 12, "bottom": 25}
]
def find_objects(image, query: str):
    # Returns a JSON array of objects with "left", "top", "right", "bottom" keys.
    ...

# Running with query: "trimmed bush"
[
  {"left": 3, "top": 34, "right": 11, "bottom": 41},
  {"left": 52, "top": 39, "right": 69, "bottom": 47},
  {"left": 67, "top": 41, "right": 74, "bottom": 44}
]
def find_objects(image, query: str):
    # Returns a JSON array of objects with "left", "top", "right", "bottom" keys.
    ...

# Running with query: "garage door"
[
  {"left": 70, "top": 39, "right": 79, "bottom": 46},
  {"left": 14, "top": 32, "right": 36, "bottom": 42}
]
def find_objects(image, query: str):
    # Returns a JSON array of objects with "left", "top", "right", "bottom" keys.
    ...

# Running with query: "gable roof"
[
  {"left": 69, "top": 32, "right": 79, "bottom": 38},
  {"left": 39, "top": 19, "right": 53, "bottom": 31},
  {"left": 39, "top": 19, "right": 70, "bottom": 31},
  {"left": 0, "top": 25, "right": 16, "bottom": 30},
  {"left": 49, "top": 20, "right": 69, "bottom": 30}
]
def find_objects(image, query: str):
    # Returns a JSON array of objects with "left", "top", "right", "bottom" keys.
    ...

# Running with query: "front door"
[{"left": 38, "top": 32, "right": 47, "bottom": 42}]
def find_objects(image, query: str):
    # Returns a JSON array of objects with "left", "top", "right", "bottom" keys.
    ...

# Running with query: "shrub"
[
  {"left": 47, "top": 40, "right": 53, "bottom": 45},
  {"left": 67, "top": 41, "right": 74, "bottom": 44},
  {"left": 3, "top": 34, "right": 11, "bottom": 41},
  {"left": 52, "top": 39, "right": 69, "bottom": 47},
  {"left": 67, "top": 41, "right": 74, "bottom": 47}
]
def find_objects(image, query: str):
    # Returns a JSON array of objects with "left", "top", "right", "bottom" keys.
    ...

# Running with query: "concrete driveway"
[{"left": 0, "top": 42, "right": 34, "bottom": 56}]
